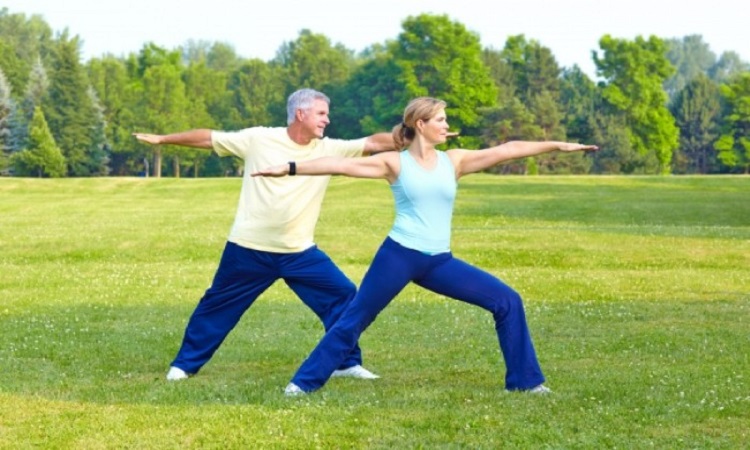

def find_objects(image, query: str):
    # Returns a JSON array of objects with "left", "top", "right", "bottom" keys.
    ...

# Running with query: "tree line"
[{"left": 1, "top": 8, "right": 749, "bottom": 178}]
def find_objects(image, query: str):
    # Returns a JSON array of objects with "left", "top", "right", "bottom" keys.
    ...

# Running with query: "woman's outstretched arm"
[
  {"left": 449, "top": 141, "right": 598, "bottom": 178},
  {"left": 251, "top": 151, "right": 399, "bottom": 182}
]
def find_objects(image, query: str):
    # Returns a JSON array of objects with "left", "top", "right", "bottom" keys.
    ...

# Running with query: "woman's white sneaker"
[
  {"left": 166, "top": 366, "right": 190, "bottom": 381},
  {"left": 528, "top": 384, "right": 552, "bottom": 394}
]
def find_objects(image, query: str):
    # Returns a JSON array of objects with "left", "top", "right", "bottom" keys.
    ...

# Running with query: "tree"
[
  {"left": 10, "top": 57, "right": 50, "bottom": 154},
  {"left": 390, "top": 14, "right": 497, "bottom": 148},
  {"left": 327, "top": 45, "right": 405, "bottom": 138},
  {"left": 0, "top": 8, "right": 54, "bottom": 95},
  {"left": 481, "top": 48, "right": 516, "bottom": 105},
  {"left": 708, "top": 51, "right": 750, "bottom": 84},
  {"left": 594, "top": 35, "right": 679, "bottom": 174},
  {"left": 589, "top": 113, "right": 652, "bottom": 174},
  {"left": 478, "top": 97, "right": 543, "bottom": 174},
  {"left": 0, "top": 66, "right": 15, "bottom": 173},
  {"left": 715, "top": 73, "right": 750, "bottom": 173},
  {"left": 560, "top": 65, "right": 598, "bottom": 144},
  {"left": 11, "top": 106, "right": 65, "bottom": 177},
  {"left": 483, "top": 36, "right": 577, "bottom": 173},
  {"left": 224, "top": 59, "right": 284, "bottom": 129},
  {"left": 44, "top": 32, "right": 105, "bottom": 176},
  {"left": 138, "top": 54, "right": 190, "bottom": 177},
  {"left": 274, "top": 29, "right": 356, "bottom": 103},
  {"left": 669, "top": 75, "right": 722, "bottom": 173},
  {"left": 664, "top": 35, "right": 716, "bottom": 100},
  {"left": 87, "top": 55, "right": 139, "bottom": 175}
]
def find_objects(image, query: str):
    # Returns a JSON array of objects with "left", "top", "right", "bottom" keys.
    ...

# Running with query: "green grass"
[{"left": 1, "top": 175, "right": 748, "bottom": 449}]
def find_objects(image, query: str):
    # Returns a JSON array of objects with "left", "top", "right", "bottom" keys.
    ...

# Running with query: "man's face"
[{"left": 298, "top": 99, "right": 331, "bottom": 139}]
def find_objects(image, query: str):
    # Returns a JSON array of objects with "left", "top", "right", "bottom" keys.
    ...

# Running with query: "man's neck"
[{"left": 286, "top": 125, "right": 314, "bottom": 146}]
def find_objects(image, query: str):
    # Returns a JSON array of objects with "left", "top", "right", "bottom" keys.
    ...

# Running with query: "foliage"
[
  {"left": 44, "top": 32, "right": 105, "bottom": 176},
  {"left": 715, "top": 73, "right": 750, "bottom": 172},
  {"left": 664, "top": 35, "right": 716, "bottom": 100},
  {"left": 595, "top": 35, "right": 680, "bottom": 174},
  {"left": 708, "top": 51, "right": 750, "bottom": 83},
  {"left": 0, "top": 65, "right": 14, "bottom": 170},
  {"left": 392, "top": 14, "right": 497, "bottom": 148},
  {"left": 328, "top": 46, "right": 406, "bottom": 138},
  {"left": 10, "top": 105, "right": 65, "bottom": 176},
  {"left": 273, "top": 29, "right": 356, "bottom": 103},
  {"left": 670, "top": 75, "right": 722, "bottom": 173},
  {"left": 2, "top": 11, "right": 750, "bottom": 176},
  {"left": 0, "top": 7, "right": 54, "bottom": 94}
]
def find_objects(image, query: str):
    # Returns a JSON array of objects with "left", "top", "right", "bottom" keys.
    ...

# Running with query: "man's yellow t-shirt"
[{"left": 212, "top": 127, "right": 366, "bottom": 253}]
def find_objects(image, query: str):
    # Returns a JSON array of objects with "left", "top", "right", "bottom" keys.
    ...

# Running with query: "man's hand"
[
  {"left": 133, "top": 133, "right": 163, "bottom": 145},
  {"left": 559, "top": 143, "right": 598, "bottom": 153}
]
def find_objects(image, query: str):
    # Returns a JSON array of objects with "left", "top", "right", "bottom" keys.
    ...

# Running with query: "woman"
[{"left": 253, "top": 97, "right": 597, "bottom": 395}]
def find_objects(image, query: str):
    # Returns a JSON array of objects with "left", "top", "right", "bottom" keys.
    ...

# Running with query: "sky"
[{"left": 4, "top": 0, "right": 749, "bottom": 79}]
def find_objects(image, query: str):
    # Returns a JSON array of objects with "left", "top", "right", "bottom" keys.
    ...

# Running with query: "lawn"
[{"left": 1, "top": 175, "right": 748, "bottom": 449}]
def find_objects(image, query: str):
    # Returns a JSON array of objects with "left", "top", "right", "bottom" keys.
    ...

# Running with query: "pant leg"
[
  {"left": 171, "top": 242, "right": 278, "bottom": 373},
  {"left": 280, "top": 246, "right": 363, "bottom": 369},
  {"left": 415, "top": 256, "right": 545, "bottom": 390},
  {"left": 291, "top": 239, "right": 422, "bottom": 392}
]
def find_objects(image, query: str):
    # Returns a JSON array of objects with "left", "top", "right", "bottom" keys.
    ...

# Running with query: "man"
[{"left": 134, "top": 88, "right": 394, "bottom": 381}]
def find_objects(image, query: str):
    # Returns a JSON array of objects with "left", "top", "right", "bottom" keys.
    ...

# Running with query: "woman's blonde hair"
[{"left": 391, "top": 97, "right": 447, "bottom": 150}]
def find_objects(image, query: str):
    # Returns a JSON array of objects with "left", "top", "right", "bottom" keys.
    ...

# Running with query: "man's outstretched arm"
[
  {"left": 362, "top": 132, "right": 396, "bottom": 155},
  {"left": 133, "top": 129, "right": 213, "bottom": 149}
]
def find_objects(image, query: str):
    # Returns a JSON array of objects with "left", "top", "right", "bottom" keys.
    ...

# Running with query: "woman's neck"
[{"left": 408, "top": 138, "right": 436, "bottom": 160}]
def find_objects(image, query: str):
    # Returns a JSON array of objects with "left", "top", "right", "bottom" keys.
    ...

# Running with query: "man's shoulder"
[
  {"left": 213, "top": 126, "right": 286, "bottom": 142},
  {"left": 236, "top": 126, "right": 286, "bottom": 136}
]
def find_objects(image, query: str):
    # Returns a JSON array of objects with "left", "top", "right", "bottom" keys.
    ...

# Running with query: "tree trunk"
[
  {"left": 154, "top": 147, "right": 162, "bottom": 178},
  {"left": 173, "top": 155, "right": 180, "bottom": 178}
]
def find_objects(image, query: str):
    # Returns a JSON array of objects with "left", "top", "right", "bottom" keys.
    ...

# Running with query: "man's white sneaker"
[
  {"left": 528, "top": 384, "right": 552, "bottom": 394},
  {"left": 166, "top": 366, "right": 190, "bottom": 381},
  {"left": 331, "top": 364, "right": 380, "bottom": 379},
  {"left": 284, "top": 383, "right": 306, "bottom": 396}
]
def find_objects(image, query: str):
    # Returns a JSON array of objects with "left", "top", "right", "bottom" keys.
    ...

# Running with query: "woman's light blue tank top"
[{"left": 387, "top": 150, "right": 457, "bottom": 254}]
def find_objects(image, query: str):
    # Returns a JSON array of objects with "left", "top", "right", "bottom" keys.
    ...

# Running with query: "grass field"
[{"left": 1, "top": 175, "right": 748, "bottom": 449}]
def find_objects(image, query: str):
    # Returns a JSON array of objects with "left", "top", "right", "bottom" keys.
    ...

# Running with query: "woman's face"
[{"left": 418, "top": 108, "right": 450, "bottom": 144}]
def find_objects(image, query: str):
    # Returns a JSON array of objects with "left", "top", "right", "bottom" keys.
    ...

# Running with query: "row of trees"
[{"left": 1, "top": 8, "right": 749, "bottom": 177}]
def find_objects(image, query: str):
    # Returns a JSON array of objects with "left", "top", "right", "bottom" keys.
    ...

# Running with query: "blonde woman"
[{"left": 253, "top": 97, "right": 597, "bottom": 394}]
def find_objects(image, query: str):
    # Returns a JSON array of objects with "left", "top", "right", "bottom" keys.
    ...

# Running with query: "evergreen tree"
[
  {"left": 478, "top": 97, "right": 542, "bottom": 174},
  {"left": 87, "top": 86, "right": 110, "bottom": 175},
  {"left": 0, "top": 8, "right": 54, "bottom": 95},
  {"left": 670, "top": 75, "right": 722, "bottom": 173},
  {"left": 0, "top": 66, "right": 15, "bottom": 173},
  {"left": 44, "top": 32, "right": 104, "bottom": 176},
  {"left": 87, "top": 55, "right": 138, "bottom": 175},
  {"left": 11, "top": 106, "right": 65, "bottom": 177},
  {"left": 11, "top": 57, "right": 49, "bottom": 154}
]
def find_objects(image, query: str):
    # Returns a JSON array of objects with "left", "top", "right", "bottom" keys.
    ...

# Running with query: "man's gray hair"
[{"left": 286, "top": 89, "right": 330, "bottom": 125}]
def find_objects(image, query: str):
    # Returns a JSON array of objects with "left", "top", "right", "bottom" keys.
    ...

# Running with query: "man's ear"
[{"left": 295, "top": 108, "right": 305, "bottom": 122}]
